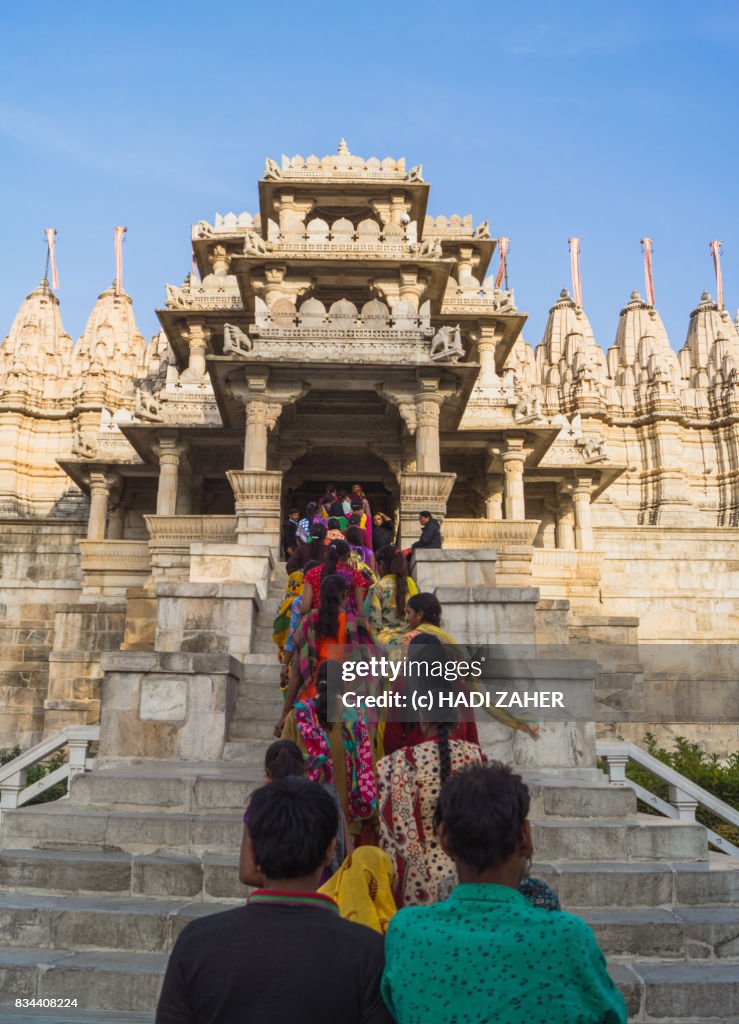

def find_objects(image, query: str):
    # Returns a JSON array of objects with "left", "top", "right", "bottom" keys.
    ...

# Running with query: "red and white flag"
[
  {"left": 641, "top": 238, "right": 655, "bottom": 306},
  {"left": 710, "top": 240, "right": 724, "bottom": 309},
  {"left": 495, "top": 237, "right": 510, "bottom": 288},
  {"left": 569, "top": 237, "right": 582, "bottom": 307},
  {"left": 114, "top": 226, "right": 127, "bottom": 295},
  {"left": 45, "top": 228, "right": 59, "bottom": 290}
]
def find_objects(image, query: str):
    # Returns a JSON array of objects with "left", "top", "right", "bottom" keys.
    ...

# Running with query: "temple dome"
[
  {"left": 73, "top": 283, "right": 147, "bottom": 381},
  {"left": 680, "top": 291, "right": 739, "bottom": 377},
  {"left": 0, "top": 279, "right": 74, "bottom": 381}
]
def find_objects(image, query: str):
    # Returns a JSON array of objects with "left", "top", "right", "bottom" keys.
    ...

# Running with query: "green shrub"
[
  {"left": 621, "top": 734, "right": 739, "bottom": 848},
  {"left": 0, "top": 746, "right": 68, "bottom": 805}
]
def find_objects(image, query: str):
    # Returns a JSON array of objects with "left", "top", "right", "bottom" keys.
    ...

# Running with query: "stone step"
[
  {"left": 0, "top": 891, "right": 238, "bottom": 953},
  {"left": 0, "top": 804, "right": 707, "bottom": 863},
  {"left": 0, "top": 945, "right": 166, "bottom": 1014},
  {"left": 0, "top": 941, "right": 737, "bottom": 1020},
  {"left": 70, "top": 762, "right": 263, "bottom": 812},
  {"left": 228, "top": 719, "right": 285, "bottom": 742},
  {"left": 232, "top": 696, "right": 284, "bottom": 722},
  {"left": 0, "top": 847, "right": 246, "bottom": 901},
  {"left": 0, "top": 806, "right": 245, "bottom": 855},
  {"left": 612, "top": 961, "right": 739, "bottom": 1021},
  {"left": 0, "top": 1011, "right": 153, "bottom": 1024},
  {"left": 223, "top": 740, "right": 271, "bottom": 762},
  {"left": 579, "top": 905, "right": 739, "bottom": 960},
  {"left": 537, "top": 854, "right": 739, "bottom": 907},
  {"left": 533, "top": 816, "right": 707, "bottom": 862}
]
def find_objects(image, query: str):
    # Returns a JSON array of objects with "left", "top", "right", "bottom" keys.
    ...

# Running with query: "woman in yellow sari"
[{"left": 364, "top": 546, "right": 417, "bottom": 646}]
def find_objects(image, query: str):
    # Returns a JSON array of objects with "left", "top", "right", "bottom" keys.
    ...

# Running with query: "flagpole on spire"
[
  {"left": 495, "top": 238, "right": 510, "bottom": 289},
  {"left": 568, "top": 237, "right": 582, "bottom": 308},
  {"left": 44, "top": 228, "right": 59, "bottom": 290},
  {"left": 710, "top": 240, "right": 724, "bottom": 309},
  {"left": 114, "top": 226, "right": 127, "bottom": 296},
  {"left": 641, "top": 238, "right": 655, "bottom": 306}
]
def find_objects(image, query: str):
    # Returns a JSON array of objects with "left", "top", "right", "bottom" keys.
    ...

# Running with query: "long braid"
[
  {"left": 437, "top": 721, "right": 453, "bottom": 784},
  {"left": 317, "top": 574, "right": 347, "bottom": 639}
]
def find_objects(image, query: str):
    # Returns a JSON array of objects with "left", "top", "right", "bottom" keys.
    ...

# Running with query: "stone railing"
[
  {"left": 144, "top": 515, "right": 238, "bottom": 581},
  {"left": 0, "top": 725, "right": 98, "bottom": 820},
  {"left": 599, "top": 739, "right": 739, "bottom": 857},
  {"left": 78, "top": 540, "right": 151, "bottom": 596},
  {"left": 442, "top": 519, "right": 539, "bottom": 549},
  {"left": 144, "top": 515, "right": 237, "bottom": 543}
]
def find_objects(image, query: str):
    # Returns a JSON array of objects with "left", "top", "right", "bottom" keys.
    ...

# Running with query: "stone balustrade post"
[
  {"left": 483, "top": 475, "right": 504, "bottom": 520},
  {"left": 502, "top": 439, "right": 526, "bottom": 520}
]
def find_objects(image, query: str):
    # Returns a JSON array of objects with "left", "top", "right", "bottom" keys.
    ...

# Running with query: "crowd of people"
[{"left": 155, "top": 482, "right": 627, "bottom": 1024}]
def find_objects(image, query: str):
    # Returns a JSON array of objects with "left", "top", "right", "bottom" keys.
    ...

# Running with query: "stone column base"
[
  {"left": 227, "top": 470, "right": 282, "bottom": 553},
  {"left": 399, "top": 471, "right": 456, "bottom": 547}
]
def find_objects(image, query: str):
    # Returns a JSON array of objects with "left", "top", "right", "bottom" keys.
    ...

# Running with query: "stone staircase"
[{"left": 0, "top": 572, "right": 738, "bottom": 1021}]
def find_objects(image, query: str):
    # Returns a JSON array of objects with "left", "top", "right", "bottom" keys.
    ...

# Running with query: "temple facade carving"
[{"left": 0, "top": 140, "right": 737, "bottom": 747}]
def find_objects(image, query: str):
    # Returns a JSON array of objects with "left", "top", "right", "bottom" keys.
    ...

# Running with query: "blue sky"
[{"left": 1, "top": 0, "right": 737, "bottom": 353}]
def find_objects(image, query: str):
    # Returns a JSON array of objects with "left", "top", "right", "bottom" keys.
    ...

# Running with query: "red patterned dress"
[{"left": 376, "top": 738, "right": 484, "bottom": 908}]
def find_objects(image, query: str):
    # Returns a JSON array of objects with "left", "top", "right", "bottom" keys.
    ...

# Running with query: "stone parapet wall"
[
  {"left": 595, "top": 526, "right": 739, "bottom": 641},
  {"left": 0, "top": 519, "right": 86, "bottom": 748}
]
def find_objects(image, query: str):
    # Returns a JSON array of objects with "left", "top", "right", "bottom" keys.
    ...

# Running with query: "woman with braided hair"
[
  {"left": 364, "top": 545, "right": 418, "bottom": 645},
  {"left": 375, "top": 693, "right": 484, "bottom": 908},
  {"left": 301, "top": 540, "right": 367, "bottom": 618}
]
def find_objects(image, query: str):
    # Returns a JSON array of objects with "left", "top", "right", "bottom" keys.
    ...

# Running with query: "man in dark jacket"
[
  {"left": 283, "top": 508, "right": 300, "bottom": 558},
  {"left": 411, "top": 510, "right": 442, "bottom": 550},
  {"left": 157, "top": 778, "right": 391, "bottom": 1024}
]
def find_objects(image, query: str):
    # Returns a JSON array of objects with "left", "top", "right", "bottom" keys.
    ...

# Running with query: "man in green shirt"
[{"left": 382, "top": 763, "right": 627, "bottom": 1024}]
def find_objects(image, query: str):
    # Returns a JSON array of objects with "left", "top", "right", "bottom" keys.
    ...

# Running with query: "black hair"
[
  {"left": 317, "top": 573, "right": 347, "bottom": 639},
  {"left": 419, "top": 510, "right": 432, "bottom": 519},
  {"left": 327, "top": 517, "right": 340, "bottom": 529},
  {"left": 289, "top": 508, "right": 300, "bottom": 515},
  {"left": 303, "top": 559, "right": 320, "bottom": 574},
  {"left": 308, "top": 522, "right": 327, "bottom": 560},
  {"left": 407, "top": 591, "right": 442, "bottom": 628},
  {"left": 247, "top": 777, "right": 338, "bottom": 879},
  {"left": 435, "top": 763, "right": 530, "bottom": 872},
  {"left": 324, "top": 539, "right": 350, "bottom": 576},
  {"left": 314, "top": 663, "right": 330, "bottom": 730},
  {"left": 264, "top": 739, "right": 305, "bottom": 780},
  {"left": 376, "top": 544, "right": 409, "bottom": 616},
  {"left": 350, "top": 499, "right": 362, "bottom": 510},
  {"left": 305, "top": 501, "right": 317, "bottom": 517},
  {"left": 344, "top": 526, "right": 364, "bottom": 548}
]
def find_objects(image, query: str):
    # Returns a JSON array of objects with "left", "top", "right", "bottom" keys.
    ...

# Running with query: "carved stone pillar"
[
  {"left": 502, "top": 439, "right": 526, "bottom": 520},
  {"left": 155, "top": 438, "right": 185, "bottom": 516},
  {"left": 483, "top": 475, "right": 504, "bottom": 520},
  {"left": 556, "top": 483, "right": 575, "bottom": 549},
  {"left": 87, "top": 473, "right": 111, "bottom": 541},
  {"left": 244, "top": 400, "right": 281, "bottom": 471},
  {"left": 572, "top": 474, "right": 595, "bottom": 550},
  {"left": 478, "top": 326, "right": 500, "bottom": 388},
  {"left": 183, "top": 320, "right": 210, "bottom": 378},
  {"left": 415, "top": 379, "right": 444, "bottom": 474}
]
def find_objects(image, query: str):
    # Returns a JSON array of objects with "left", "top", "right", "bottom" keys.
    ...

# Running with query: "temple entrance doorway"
[{"left": 282, "top": 448, "right": 398, "bottom": 547}]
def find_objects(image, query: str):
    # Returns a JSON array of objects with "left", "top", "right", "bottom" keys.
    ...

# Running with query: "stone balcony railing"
[
  {"left": 78, "top": 540, "right": 151, "bottom": 597},
  {"left": 144, "top": 516, "right": 237, "bottom": 581}
]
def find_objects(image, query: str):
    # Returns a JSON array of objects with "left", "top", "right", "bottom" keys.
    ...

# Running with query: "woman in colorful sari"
[
  {"left": 382, "top": 593, "right": 540, "bottom": 755},
  {"left": 376, "top": 698, "right": 485, "bottom": 908},
  {"left": 278, "top": 560, "right": 320, "bottom": 691},
  {"left": 301, "top": 540, "right": 368, "bottom": 618},
  {"left": 272, "top": 568, "right": 305, "bottom": 663},
  {"left": 275, "top": 573, "right": 376, "bottom": 736},
  {"left": 345, "top": 525, "right": 376, "bottom": 574},
  {"left": 364, "top": 546, "right": 418, "bottom": 646},
  {"left": 282, "top": 669, "right": 376, "bottom": 846}
]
